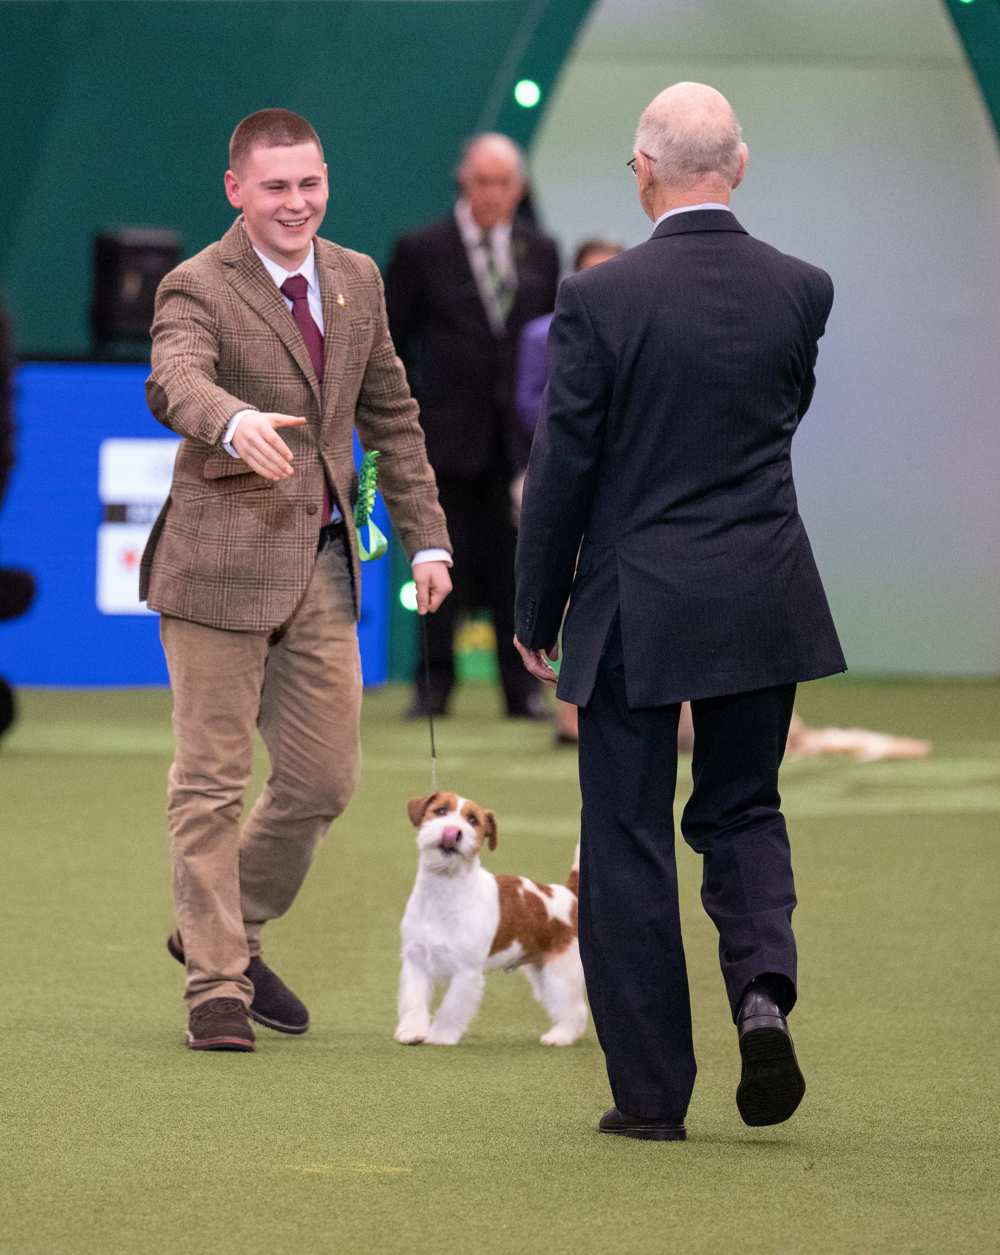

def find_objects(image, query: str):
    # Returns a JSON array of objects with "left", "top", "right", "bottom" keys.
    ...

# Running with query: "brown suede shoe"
[
  {"left": 186, "top": 998, "right": 256, "bottom": 1052},
  {"left": 168, "top": 933, "right": 309, "bottom": 1035}
]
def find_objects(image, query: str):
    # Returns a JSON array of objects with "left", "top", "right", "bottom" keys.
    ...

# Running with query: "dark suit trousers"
[
  {"left": 415, "top": 472, "right": 535, "bottom": 713},
  {"left": 577, "top": 619, "right": 798, "bottom": 1120}
]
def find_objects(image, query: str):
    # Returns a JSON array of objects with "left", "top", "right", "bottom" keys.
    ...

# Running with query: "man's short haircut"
[
  {"left": 574, "top": 238, "right": 624, "bottom": 270},
  {"left": 229, "top": 108, "right": 323, "bottom": 171},
  {"left": 634, "top": 92, "right": 743, "bottom": 188}
]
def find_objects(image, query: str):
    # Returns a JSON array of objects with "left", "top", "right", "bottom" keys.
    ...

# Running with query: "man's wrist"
[
  {"left": 412, "top": 549, "right": 452, "bottom": 568},
  {"left": 222, "top": 409, "right": 256, "bottom": 458}
]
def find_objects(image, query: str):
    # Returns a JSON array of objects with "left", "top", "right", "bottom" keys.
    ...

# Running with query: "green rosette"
[{"left": 353, "top": 449, "right": 388, "bottom": 561}]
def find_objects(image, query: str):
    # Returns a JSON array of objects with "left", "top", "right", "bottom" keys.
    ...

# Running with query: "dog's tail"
[{"left": 566, "top": 843, "right": 580, "bottom": 897}]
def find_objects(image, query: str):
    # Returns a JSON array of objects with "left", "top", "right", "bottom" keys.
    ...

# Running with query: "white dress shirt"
[
  {"left": 222, "top": 243, "right": 449, "bottom": 568},
  {"left": 454, "top": 198, "right": 516, "bottom": 336},
  {"left": 653, "top": 202, "right": 731, "bottom": 229},
  {"left": 222, "top": 244, "right": 323, "bottom": 454}
]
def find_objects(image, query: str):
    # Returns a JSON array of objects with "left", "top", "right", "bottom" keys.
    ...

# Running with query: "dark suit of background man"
[
  {"left": 515, "top": 82, "right": 846, "bottom": 1141},
  {"left": 386, "top": 134, "right": 559, "bottom": 718}
]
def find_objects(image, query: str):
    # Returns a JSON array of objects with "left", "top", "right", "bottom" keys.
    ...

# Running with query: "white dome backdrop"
[{"left": 532, "top": 0, "right": 1000, "bottom": 675}]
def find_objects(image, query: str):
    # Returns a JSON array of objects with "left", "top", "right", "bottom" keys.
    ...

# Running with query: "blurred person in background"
[
  {"left": 142, "top": 109, "right": 451, "bottom": 1051},
  {"left": 0, "top": 298, "right": 36, "bottom": 742},
  {"left": 515, "top": 237, "right": 624, "bottom": 441},
  {"left": 386, "top": 134, "right": 559, "bottom": 720}
]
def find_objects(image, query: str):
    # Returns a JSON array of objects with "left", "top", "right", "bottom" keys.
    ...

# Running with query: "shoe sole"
[
  {"left": 248, "top": 1008, "right": 309, "bottom": 1036},
  {"left": 599, "top": 1125, "right": 686, "bottom": 1142},
  {"left": 737, "top": 1027, "right": 806, "bottom": 1126},
  {"left": 186, "top": 1034, "right": 255, "bottom": 1052}
]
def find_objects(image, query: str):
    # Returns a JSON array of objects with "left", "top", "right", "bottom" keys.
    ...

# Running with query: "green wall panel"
[
  {"left": 0, "top": 0, "right": 593, "bottom": 685},
  {"left": 942, "top": 0, "right": 1000, "bottom": 142},
  {"left": 0, "top": 0, "right": 593, "bottom": 354}
]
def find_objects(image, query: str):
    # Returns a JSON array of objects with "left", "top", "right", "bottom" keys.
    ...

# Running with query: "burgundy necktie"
[{"left": 280, "top": 274, "right": 332, "bottom": 521}]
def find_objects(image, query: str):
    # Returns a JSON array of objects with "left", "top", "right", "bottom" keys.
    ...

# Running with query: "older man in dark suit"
[
  {"left": 515, "top": 83, "right": 845, "bottom": 1139},
  {"left": 386, "top": 135, "right": 559, "bottom": 719}
]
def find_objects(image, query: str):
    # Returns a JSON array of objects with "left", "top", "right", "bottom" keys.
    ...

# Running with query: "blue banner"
[{"left": 0, "top": 362, "right": 390, "bottom": 686}]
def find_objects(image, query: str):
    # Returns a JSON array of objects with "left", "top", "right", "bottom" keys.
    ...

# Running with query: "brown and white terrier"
[{"left": 395, "top": 792, "right": 588, "bottom": 1047}]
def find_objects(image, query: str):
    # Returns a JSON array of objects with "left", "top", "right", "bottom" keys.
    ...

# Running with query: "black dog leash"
[{"left": 421, "top": 612, "right": 438, "bottom": 791}]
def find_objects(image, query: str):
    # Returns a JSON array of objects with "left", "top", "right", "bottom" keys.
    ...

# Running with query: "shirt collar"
[
  {"left": 253, "top": 242, "right": 318, "bottom": 294},
  {"left": 455, "top": 197, "right": 513, "bottom": 248},
  {"left": 653, "top": 202, "right": 731, "bottom": 229}
]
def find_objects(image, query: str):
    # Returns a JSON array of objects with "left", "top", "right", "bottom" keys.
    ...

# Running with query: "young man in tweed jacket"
[{"left": 143, "top": 109, "right": 451, "bottom": 1050}]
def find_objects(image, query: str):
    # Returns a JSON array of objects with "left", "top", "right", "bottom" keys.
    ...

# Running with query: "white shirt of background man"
[
  {"left": 454, "top": 198, "right": 516, "bottom": 336},
  {"left": 221, "top": 244, "right": 449, "bottom": 568}
]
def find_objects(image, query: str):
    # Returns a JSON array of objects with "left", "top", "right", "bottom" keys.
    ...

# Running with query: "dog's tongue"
[{"left": 440, "top": 827, "right": 461, "bottom": 850}]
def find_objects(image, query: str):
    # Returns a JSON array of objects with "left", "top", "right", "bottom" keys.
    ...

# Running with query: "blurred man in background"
[{"left": 386, "top": 134, "right": 559, "bottom": 720}]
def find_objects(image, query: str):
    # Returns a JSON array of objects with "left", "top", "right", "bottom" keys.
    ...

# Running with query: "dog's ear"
[
  {"left": 407, "top": 794, "right": 438, "bottom": 827},
  {"left": 482, "top": 809, "right": 498, "bottom": 851}
]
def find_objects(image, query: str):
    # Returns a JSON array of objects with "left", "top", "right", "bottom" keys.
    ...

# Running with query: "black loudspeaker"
[{"left": 91, "top": 227, "right": 181, "bottom": 354}]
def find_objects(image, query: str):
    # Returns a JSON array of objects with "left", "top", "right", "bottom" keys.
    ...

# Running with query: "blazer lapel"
[
  {"left": 220, "top": 217, "right": 323, "bottom": 409},
  {"left": 315, "top": 239, "right": 351, "bottom": 412}
]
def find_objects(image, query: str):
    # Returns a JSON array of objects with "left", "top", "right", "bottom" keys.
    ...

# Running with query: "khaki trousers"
[{"left": 160, "top": 540, "right": 361, "bottom": 1008}]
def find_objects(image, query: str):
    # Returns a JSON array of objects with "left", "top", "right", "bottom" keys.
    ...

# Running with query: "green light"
[
  {"left": 958, "top": 0, "right": 975, "bottom": 5},
  {"left": 514, "top": 79, "right": 542, "bottom": 109},
  {"left": 399, "top": 580, "right": 418, "bottom": 612}
]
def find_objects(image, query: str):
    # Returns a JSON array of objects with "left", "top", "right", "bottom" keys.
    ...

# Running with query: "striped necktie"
[{"left": 479, "top": 232, "right": 515, "bottom": 323}]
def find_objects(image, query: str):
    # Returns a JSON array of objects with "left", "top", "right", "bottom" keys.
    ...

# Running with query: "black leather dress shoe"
[
  {"left": 736, "top": 982, "right": 806, "bottom": 1126},
  {"left": 598, "top": 1107, "right": 686, "bottom": 1141},
  {"left": 167, "top": 933, "right": 310, "bottom": 1035}
]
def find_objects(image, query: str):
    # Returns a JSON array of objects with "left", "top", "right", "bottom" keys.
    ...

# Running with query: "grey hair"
[
  {"left": 457, "top": 132, "right": 526, "bottom": 179},
  {"left": 634, "top": 92, "right": 743, "bottom": 187}
]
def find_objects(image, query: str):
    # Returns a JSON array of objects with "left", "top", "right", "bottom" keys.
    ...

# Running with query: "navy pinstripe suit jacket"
[{"left": 514, "top": 209, "right": 846, "bottom": 708}]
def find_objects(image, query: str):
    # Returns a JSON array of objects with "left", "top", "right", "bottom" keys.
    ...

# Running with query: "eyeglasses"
[{"left": 626, "top": 152, "right": 656, "bottom": 175}]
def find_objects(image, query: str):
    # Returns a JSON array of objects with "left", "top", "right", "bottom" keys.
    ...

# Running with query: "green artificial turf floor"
[{"left": 2, "top": 678, "right": 998, "bottom": 1255}]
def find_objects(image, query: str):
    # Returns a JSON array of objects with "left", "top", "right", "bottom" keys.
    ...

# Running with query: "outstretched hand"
[
  {"left": 514, "top": 635, "right": 559, "bottom": 685},
  {"left": 232, "top": 412, "right": 308, "bottom": 481}
]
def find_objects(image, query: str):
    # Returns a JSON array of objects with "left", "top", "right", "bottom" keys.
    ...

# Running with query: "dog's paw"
[
  {"left": 540, "top": 1026, "right": 583, "bottom": 1047},
  {"left": 424, "top": 1028, "right": 462, "bottom": 1046},
  {"left": 394, "top": 1025, "right": 428, "bottom": 1045}
]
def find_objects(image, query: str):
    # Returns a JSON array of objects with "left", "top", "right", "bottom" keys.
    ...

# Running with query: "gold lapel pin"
[{"left": 336, "top": 293, "right": 346, "bottom": 307}]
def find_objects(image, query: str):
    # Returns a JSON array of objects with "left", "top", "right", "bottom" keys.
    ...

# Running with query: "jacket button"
[{"left": 306, "top": 503, "right": 319, "bottom": 515}]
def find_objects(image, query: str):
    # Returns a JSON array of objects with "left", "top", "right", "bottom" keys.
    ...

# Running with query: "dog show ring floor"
[{"left": 2, "top": 677, "right": 998, "bottom": 1254}]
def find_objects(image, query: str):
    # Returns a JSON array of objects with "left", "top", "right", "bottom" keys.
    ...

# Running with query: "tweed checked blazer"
[
  {"left": 141, "top": 217, "right": 450, "bottom": 631},
  {"left": 515, "top": 209, "right": 845, "bottom": 708}
]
